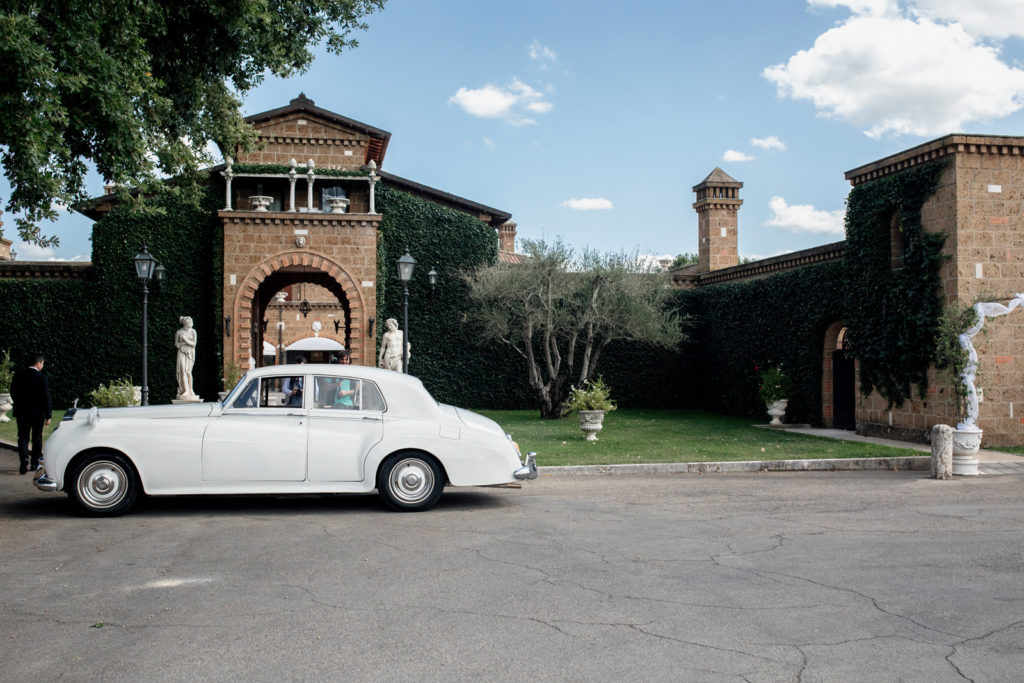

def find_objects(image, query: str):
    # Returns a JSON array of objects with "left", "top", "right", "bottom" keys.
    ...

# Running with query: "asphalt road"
[{"left": 2, "top": 458, "right": 1023, "bottom": 682}]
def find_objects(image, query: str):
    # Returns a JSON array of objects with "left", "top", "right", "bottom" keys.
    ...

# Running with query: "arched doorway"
[
  {"left": 822, "top": 321, "right": 856, "bottom": 430},
  {"left": 229, "top": 251, "right": 368, "bottom": 369}
]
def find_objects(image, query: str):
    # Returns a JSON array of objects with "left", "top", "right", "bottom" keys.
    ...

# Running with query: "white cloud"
[
  {"left": 12, "top": 241, "right": 87, "bottom": 261},
  {"left": 450, "top": 78, "right": 553, "bottom": 125},
  {"left": 529, "top": 40, "right": 557, "bottom": 62},
  {"left": 449, "top": 85, "right": 519, "bottom": 118},
  {"left": 764, "top": 14, "right": 1024, "bottom": 138},
  {"left": 751, "top": 136, "right": 786, "bottom": 151},
  {"left": 764, "top": 196, "right": 845, "bottom": 234},
  {"left": 808, "top": 0, "right": 899, "bottom": 16},
  {"left": 908, "top": 0, "right": 1024, "bottom": 40},
  {"left": 561, "top": 198, "right": 614, "bottom": 211},
  {"left": 722, "top": 150, "right": 755, "bottom": 162},
  {"left": 482, "top": 137, "right": 495, "bottom": 150}
]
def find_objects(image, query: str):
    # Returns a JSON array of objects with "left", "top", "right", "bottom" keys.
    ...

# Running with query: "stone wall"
[
  {"left": 244, "top": 113, "right": 372, "bottom": 171},
  {"left": 847, "top": 136, "right": 1024, "bottom": 445},
  {"left": 221, "top": 212, "right": 380, "bottom": 369}
]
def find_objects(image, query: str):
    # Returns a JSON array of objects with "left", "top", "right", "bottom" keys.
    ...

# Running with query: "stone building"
[{"left": 674, "top": 135, "right": 1024, "bottom": 446}]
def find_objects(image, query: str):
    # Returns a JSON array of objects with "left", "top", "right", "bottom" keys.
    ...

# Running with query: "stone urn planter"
[
  {"left": 578, "top": 410, "right": 606, "bottom": 442},
  {"left": 766, "top": 399, "right": 788, "bottom": 426},
  {"left": 217, "top": 391, "right": 229, "bottom": 402},
  {"left": 951, "top": 426, "right": 983, "bottom": 476},
  {"left": 248, "top": 195, "right": 273, "bottom": 212},
  {"left": 0, "top": 393, "right": 11, "bottom": 423},
  {"left": 326, "top": 197, "right": 350, "bottom": 214}
]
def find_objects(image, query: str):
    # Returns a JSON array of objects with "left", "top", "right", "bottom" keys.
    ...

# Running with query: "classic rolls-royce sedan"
[{"left": 35, "top": 365, "right": 536, "bottom": 516}]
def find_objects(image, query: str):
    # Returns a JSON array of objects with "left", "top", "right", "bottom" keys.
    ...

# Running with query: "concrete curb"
[{"left": 538, "top": 456, "right": 931, "bottom": 477}]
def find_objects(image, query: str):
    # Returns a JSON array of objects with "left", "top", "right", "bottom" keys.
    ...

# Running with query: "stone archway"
[
  {"left": 229, "top": 250, "right": 369, "bottom": 369},
  {"left": 822, "top": 321, "right": 856, "bottom": 430}
]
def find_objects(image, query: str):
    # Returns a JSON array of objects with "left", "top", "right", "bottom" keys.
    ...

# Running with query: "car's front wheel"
[
  {"left": 68, "top": 452, "right": 140, "bottom": 516},
  {"left": 377, "top": 452, "right": 443, "bottom": 512}
]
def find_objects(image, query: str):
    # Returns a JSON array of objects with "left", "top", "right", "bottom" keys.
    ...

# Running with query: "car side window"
[
  {"left": 360, "top": 381, "right": 386, "bottom": 411},
  {"left": 312, "top": 376, "right": 386, "bottom": 412},
  {"left": 233, "top": 379, "right": 258, "bottom": 408},
  {"left": 314, "top": 375, "right": 358, "bottom": 410},
  {"left": 269, "top": 376, "right": 303, "bottom": 408}
]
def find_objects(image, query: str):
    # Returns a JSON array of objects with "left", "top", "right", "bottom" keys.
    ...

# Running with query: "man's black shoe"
[
  {"left": 30, "top": 458, "right": 39, "bottom": 470},
  {"left": 19, "top": 461, "right": 28, "bottom": 475}
]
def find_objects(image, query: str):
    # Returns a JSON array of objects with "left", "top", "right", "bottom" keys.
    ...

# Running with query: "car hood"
[{"left": 72, "top": 403, "right": 220, "bottom": 420}]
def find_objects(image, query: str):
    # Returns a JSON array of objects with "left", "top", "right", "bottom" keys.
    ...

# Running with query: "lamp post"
[
  {"left": 396, "top": 249, "right": 416, "bottom": 373},
  {"left": 275, "top": 291, "right": 288, "bottom": 365},
  {"left": 133, "top": 245, "right": 165, "bottom": 406}
]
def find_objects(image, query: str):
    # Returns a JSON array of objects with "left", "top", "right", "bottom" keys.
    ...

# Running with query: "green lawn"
[
  {"left": 0, "top": 407, "right": 924, "bottom": 468},
  {"left": 477, "top": 409, "right": 923, "bottom": 467},
  {"left": 0, "top": 410, "right": 65, "bottom": 445}
]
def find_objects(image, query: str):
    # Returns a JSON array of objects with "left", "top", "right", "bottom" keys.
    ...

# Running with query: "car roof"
[
  {"left": 248, "top": 363, "right": 409, "bottom": 382},
  {"left": 243, "top": 364, "right": 438, "bottom": 414}
]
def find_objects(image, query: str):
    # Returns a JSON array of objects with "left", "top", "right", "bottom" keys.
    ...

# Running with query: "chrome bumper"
[
  {"left": 33, "top": 467, "right": 57, "bottom": 492},
  {"left": 513, "top": 452, "right": 538, "bottom": 480}
]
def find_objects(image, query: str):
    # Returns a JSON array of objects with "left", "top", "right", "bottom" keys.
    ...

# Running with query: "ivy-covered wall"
[
  {"left": 0, "top": 187, "right": 222, "bottom": 407},
  {"left": 842, "top": 161, "right": 946, "bottom": 406},
  {"left": 374, "top": 183, "right": 533, "bottom": 408},
  {"left": 691, "top": 261, "right": 847, "bottom": 423}
]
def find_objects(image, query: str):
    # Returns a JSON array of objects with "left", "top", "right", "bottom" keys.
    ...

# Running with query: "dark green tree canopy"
[{"left": 0, "top": 0, "right": 384, "bottom": 245}]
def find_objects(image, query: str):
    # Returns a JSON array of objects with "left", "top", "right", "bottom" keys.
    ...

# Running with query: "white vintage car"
[{"left": 35, "top": 364, "right": 536, "bottom": 515}]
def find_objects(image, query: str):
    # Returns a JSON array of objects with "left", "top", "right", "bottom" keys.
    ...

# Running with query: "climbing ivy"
[
  {"left": 232, "top": 163, "right": 368, "bottom": 177},
  {"left": 374, "top": 183, "right": 534, "bottom": 407},
  {"left": 842, "top": 161, "right": 947, "bottom": 407},
  {"left": 692, "top": 261, "right": 846, "bottom": 423}
]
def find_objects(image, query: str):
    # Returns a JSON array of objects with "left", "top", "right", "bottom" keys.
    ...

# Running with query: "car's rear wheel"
[
  {"left": 377, "top": 453, "right": 443, "bottom": 512},
  {"left": 68, "top": 452, "right": 140, "bottom": 516}
]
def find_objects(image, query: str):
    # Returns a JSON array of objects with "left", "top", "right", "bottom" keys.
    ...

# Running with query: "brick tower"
[{"left": 693, "top": 167, "right": 742, "bottom": 272}]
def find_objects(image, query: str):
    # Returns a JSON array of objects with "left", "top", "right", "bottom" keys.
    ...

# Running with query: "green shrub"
[
  {"left": 89, "top": 377, "right": 139, "bottom": 407},
  {"left": 0, "top": 349, "right": 12, "bottom": 394},
  {"left": 563, "top": 377, "right": 618, "bottom": 413},
  {"left": 758, "top": 365, "right": 791, "bottom": 404}
]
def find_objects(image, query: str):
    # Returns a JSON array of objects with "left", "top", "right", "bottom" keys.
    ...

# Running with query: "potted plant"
[
  {"left": 89, "top": 377, "right": 140, "bottom": 408},
  {"left": 0, "top": 348, "right": 13, "bottom": 423},
  {"left": 758, "top": 364, "right": 791, "bottom": 426},
  {"left": 562, "top": 377, "right": 617, "bottom": 441}
]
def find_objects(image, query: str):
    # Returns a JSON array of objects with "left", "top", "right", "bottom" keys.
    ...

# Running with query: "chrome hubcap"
[
  {"left": 389, "top": 458, "right": 434, "bottom": 504},
  {"left": 77, "top": 461, "right": 128, "bottom": 509}
]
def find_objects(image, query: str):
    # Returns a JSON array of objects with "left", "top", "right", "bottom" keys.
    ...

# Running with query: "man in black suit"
[{"left": 11, "top": 354, "right": 51, "bottom": 474}]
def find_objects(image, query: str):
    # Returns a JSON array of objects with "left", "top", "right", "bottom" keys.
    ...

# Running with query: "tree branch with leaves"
[{"left": 0, "top": 0, "right": 385, "bottom": 245}]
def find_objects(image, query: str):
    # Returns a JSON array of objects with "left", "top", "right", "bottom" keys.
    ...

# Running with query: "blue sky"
[{"left": 10, "top": 0, "right": 1024, "bottom": 262}]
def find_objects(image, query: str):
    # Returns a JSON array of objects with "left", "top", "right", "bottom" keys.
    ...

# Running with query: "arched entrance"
[
  {"left": 229, "top": 251, "right": 369, "bottom": 369},
  {"left": 822, "top": 321, "right": 856, "bottom": 430}
]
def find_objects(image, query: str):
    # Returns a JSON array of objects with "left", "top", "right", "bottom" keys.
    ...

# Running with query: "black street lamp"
[
  {"left": 396, "top": 248, "right": 416, "bottom": 374},
  {"left": 133, "top": 245, "right": 165, "bottom": 406}
]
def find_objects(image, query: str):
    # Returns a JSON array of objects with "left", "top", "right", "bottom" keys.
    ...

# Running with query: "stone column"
[{"left": 931, "top": 424, "right": 953, "bottom": 480}]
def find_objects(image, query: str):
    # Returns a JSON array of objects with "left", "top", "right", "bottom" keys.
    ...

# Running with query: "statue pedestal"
[{"left": 172, "top": 397, "right": 202, "bottom": 404}]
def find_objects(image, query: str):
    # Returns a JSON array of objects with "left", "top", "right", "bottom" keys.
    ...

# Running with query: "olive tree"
[
  {"left": 465, "top": 238, "right": 685, "bottom": 418},
  {"left": 0, "top": 0, "right": 385, "bottom": 245}
]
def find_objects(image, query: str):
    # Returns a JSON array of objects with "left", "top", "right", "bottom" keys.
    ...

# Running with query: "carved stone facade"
[{"left": 221, "top": 95, "right": 514, "bottom": 372}]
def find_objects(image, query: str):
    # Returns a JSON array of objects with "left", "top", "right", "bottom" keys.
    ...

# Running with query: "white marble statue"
[
  {"left": 175, "top": 316, "right": 199, "bottom": 400},
  {"left": 957, "top": 293, "right": 1024, "bottom": 429},
  {"left": 378, "top": 318, "right": 410, "bottom": 372}
]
